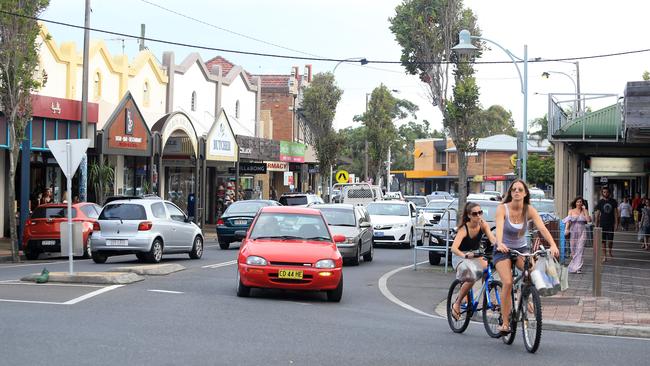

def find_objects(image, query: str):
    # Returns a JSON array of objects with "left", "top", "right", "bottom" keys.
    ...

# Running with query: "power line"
[{"left": 3, "top": 10, "right": 650, "bottom": 66}]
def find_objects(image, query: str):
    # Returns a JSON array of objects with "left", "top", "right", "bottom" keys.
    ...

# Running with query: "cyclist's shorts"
[{"left": 493, "top": 246, "right": 530, "bottom": 264}]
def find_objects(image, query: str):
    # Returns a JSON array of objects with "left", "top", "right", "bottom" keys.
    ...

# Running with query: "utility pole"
[
  {"left": 387, "top": 146, "right": 391, "bottom": 192},
  {"left": 139, "top": 24, "right": 146, "bottom": 51},
  {"left": 364, "top": 93, "right": 369, "bottom": 182},
  {"left": 80, "top": 0, "right": 91, "bottom": 202},
  {"left": 575, "top": 61, "right": 581, "bottom": 114}
]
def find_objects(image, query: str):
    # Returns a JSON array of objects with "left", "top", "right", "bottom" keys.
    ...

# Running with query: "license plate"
[
  {"left": 41, "top": 240, "right": 56, "bottom": 246},
  {"left": 234, "top": 220, "right": 247, "bottom": 225},
  {"left": 374, "top": 231, "right": 384, "bottom": 237},
  {"left": 106, "top": 239, "right": 128, "bottom": 246},
  {"left": 278, "top": 269, "right": 303, "bottom": 279}
]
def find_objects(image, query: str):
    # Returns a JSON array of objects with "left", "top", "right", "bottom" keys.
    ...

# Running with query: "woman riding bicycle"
[
  {"left": 494, "top": 179, "right": 559, "bottom": 335},
  {"left": 450, "top": 202, "right": 496, "bottom": 320}
]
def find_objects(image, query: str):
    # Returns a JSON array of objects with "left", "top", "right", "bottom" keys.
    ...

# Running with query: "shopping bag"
[
  {"left": 455, "top": 259, "right": 482, "bottom": 282},
  {"left": 638, "top": 228, "right": 645, "bottom": 243},
  {"left": 543, "top": 256, "right": 561, "bottom": 296}
]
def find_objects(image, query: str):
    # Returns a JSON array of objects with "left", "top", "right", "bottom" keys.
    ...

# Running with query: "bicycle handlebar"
[{"left": 508, "top": 246, "right": 549, "bottom": 258}]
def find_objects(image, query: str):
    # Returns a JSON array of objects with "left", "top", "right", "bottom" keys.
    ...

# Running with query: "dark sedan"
[{"left": 217, "top": 200, "right": 280, "bottom": 249}]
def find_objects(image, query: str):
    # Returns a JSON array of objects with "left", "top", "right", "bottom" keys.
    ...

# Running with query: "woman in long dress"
[{"left": 565, "top": 196, "right": 591, "bottom": 274}]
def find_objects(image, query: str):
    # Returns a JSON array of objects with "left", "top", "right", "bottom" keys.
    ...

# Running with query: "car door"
[
  {"left": 355, "top": 207, "right": 370, "bottom": 253},
  {"left": 151, "top": 202, "right": 175, "bottom": 248},
  {"left": 164, "top": 202, "right": 194, "bottom": 249}
]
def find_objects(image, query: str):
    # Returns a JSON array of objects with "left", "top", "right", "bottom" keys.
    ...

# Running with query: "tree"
[
  {"left": 476, "top": 105, "right": 516, "bottom": 137},
  {"left": 529, "top": 114, "right": 548, "bottom": 143},
  {"left": 0, "top": 0, "right": 50, "bottom": 261},
  {"left": 89, "top": 158, "right": 115, "bottom": 205},
  {"left": 390, "top": 0, "right": 482, "bottom": 218},
  {"left": 643, "top": 71, "right": 649, "bottom": 81},
  {"left": 525, "top": 154, "right": 554, "bottom": 188},
  {"left": 337, "top": 126, "right": 367, "bottom": 176},
  {"left": 300, "top": 72, "right": 343, "bottom": 199}
]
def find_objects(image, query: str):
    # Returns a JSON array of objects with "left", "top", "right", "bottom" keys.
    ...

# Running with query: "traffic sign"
[
  {"left": 47, "top": 139, "right": 91, "bottom": 179},
  {"left": 336, "top": 170, "right": 349, "bottom": 184},
  {"left": 510, "top": 154, "right": 517, "bottom": 168}
]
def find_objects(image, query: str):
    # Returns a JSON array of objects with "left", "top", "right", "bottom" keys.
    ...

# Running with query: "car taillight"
[
  {"left": 217, "top": 218, "right": 224, "bottom": 225},
  {"left": 93, "top": 222, "right": 100, "bottom": 231},
  {"left": 138, "top": 221, "right": 153, "bottom": 231}
]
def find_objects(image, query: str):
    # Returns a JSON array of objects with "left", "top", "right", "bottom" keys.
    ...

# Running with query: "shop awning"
[{"left": 393, "top": 170, "right": 448, "bottom": 179}]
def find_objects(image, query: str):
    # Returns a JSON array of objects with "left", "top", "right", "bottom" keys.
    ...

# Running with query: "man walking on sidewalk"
[{"left": 594, "top": 186, "right": 619, "bottom": 262}]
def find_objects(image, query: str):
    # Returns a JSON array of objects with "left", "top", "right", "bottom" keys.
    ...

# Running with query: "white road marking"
[
  {"left": 202, "top": 260, "right": 237, "bottom": 269},
  {"left": 148, "top": 289, "right": 184, "bottom": 294},
  {"left": 63, "top": 285, "right": 124, "bottom": 305},
  {"left": 0, "top": 299, "right": 67, "bottom": 305}
]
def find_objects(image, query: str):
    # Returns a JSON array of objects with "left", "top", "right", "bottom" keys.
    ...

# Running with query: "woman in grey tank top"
[{"left": 493, "top": 179, "right": 560, "bottom": 334}]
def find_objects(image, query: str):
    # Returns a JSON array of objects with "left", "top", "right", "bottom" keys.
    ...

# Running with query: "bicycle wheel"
[
  {"left": 482, "top": 280, "right": 503, "bottom": 338},
  {"left": 446, "top": 279, "right": 472, "bottom": 333},
  {"left": 502, "top": 288, "right": 517, "bottom": 345},
  {"left": 521, "top": 285, "right": 543, "bottom": 353}
]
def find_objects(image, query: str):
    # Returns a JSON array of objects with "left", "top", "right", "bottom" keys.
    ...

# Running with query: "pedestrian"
[
  {"left": 40, "top": 187, "right": 52, "bottom": 205},
  {"left": 72, "top": 195, "right": 80, "bottom": 204},
  {"left": 594, "top": 186, "right": 619, "bottom": 263},
  {"left": 493, "top": 179, "right": 559, "bottom": 335},
  {"left": 564, "top": 196, "right": 591, "bottom": 274},
  {"left": 270, "top": 187, "right": 278, "bottom": 201},
  {"left": 619, "top": 197, "right": 633, "bottom": 231},
  {"left": 637, "top": 197, "right": 646, "bottom": 230},
  {"left": 640, "top": 198, "right": 650, "bottom": 250}
]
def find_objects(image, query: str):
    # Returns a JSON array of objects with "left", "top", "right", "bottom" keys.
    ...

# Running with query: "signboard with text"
[
  {"left": 280, "top": 141, "right": 306, "bottom": 163},
  {"left": 102, "top": 91, "right": 152, "bottom": 156},
  {"left": 206, "top": 109, "right": 238, "bottom": 162}
]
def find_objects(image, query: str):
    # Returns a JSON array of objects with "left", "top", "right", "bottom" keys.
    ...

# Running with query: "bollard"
[{"left": 592, "top": 226, "right": 602, "bottom": 297}]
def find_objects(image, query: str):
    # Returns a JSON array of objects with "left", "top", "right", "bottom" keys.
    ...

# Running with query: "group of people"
[
  {"left": 30, "top": 187, "right": 80, "bottom": 212},
  {"left": 620, "top": 193, "right": 650, "bottom": 250}
]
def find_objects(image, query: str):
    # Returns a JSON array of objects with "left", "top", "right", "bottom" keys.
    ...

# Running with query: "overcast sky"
[{"left": 40, "top": 0, "right": 648, "bottom": 134}]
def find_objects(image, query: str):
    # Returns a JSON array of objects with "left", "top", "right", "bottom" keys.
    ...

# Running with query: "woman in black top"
[{"left": 450, "top": 202, "right": 496, "bottom": 320}]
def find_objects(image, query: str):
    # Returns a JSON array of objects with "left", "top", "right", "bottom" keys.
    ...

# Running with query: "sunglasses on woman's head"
[
  {"left": 470, "top": 210, "right": 483, "bottom": 217},
  {"left": 511, "top": 187, "right": 525, "bottom": 192}
]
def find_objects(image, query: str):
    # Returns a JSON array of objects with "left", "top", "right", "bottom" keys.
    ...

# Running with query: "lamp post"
[
  {"left": 542, "top": 65, "right": 581, "bottom": 115},
  {"left": 452, "top": 30, "right": 529, "bottom": 182}
]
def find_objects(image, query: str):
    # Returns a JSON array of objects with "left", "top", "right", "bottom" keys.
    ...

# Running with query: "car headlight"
[
  {"left": 344, "top": 237, "right": 356, "bottom": 244},
  {"left": 429, "top": 236, "right": 439, "bottom": 244},
  {"left": 246, "top": 256, "right": 268, "bottom": 266},
  {"left": 394, "top": 223, "right": 408, "bottom": 228},
  {"left": 315, "top": 259, "right": 335, "bottom": 268}
]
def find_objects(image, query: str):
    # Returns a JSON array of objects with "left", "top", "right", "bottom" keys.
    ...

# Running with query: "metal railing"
[{"left": 413, "top": 207, "right": 457, "bottom": 272}]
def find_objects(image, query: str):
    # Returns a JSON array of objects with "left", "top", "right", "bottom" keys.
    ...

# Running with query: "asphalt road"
[{"left": 0, "top": 241, "right": 647, "bottom": 366}]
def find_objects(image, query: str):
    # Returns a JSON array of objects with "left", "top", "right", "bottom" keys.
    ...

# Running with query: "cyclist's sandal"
[
  {"left": 498, "top": 325, "right": 511, "bottom": 335},
  {"left": 452, "top": 304, "right": 461, "bottom": 321}
]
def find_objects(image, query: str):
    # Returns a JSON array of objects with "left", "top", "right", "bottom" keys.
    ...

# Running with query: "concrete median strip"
[
  {"left": 111, "top": 263, "right": 185, "bottom": 276},
  {"left": 21, "top": 271, "right": 144, "bottom": 285}
]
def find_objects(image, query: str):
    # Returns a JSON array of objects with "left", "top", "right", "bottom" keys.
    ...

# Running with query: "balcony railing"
[{"left": 548, "top": 93, "right": 623, "bottom": 142}]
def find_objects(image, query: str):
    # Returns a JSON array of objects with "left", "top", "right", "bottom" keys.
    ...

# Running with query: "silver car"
[
  {"left": 90, "top": 197, "right": 204, "bottom": 263},
  {"left": 313, "top": 204, "right": 374, "bottom": 265}
]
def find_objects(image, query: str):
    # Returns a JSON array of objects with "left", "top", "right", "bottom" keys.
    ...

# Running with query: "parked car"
[
  {"left": 341, "top": 184, "right": 383, "bottom": 206},
  {"left": 22, "top": 202, "right": 102, "bottom": 260},
  {"left": 426, "top": 191, "right": 453, "bottom": 201},
  {"left": 482, "top": 190, "right": 503, "bottom": 201},
  {"left": 279, "top": 193, "right": 324, "bottom": 206},
  {"left": 235, "top": 206, "right": 345, "bottom": 302},
  {"left": 384, "top": 191, "right": 405, "bottom": 201},
  {"left": 216, "top": 200, "right": 281, "bottom": 249},
  {"left": 529, "top": 187, "right": 546, "bottom": 199},
  {"left": 90, "top": 197, "right": 204, "bottom": 263},
  {"left": 467, "top": 193, "right": 500, "bottom": 201},
  {"left": 367, "top": 201, "right": 420, "bottom": 248},
  {"left": 426, "top": 199, "right": 499, "bottom": 265},
  {"left": 405, "top": 195, "right": 429, "bottom": 208},
  {"left": 530, "top": 198, "right": 558, "bottom": 221},
  {"left": 312, "top": 204, "right": 373, "bottom": 265},
  {"left": 419, "top": 200, "right": 454, "bottom": 226}
]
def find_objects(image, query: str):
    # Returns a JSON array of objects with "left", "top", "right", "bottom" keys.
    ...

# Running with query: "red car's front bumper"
[{"left": 239, "top": 264, "right": 342, "bottom": 291}]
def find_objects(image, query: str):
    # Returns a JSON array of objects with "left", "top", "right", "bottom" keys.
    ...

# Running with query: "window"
[
  {"left": 191, "top": 91, "right": 197, "bottom": 111},
  {"left": 151, "top": 202, "right": 167, "bottom": 219},
  {"left": 450, "top": 153, "right": 456, "bottom": 164},
  {"left": 165, "top": 202, "right": 186, "bottom": 222},
  {"left": 235, "top": 100, "right": 240, "bottom": 118},
  {"left": 143, "top": 81, "right": 150, "bottom": 106},
  {"left": 80, "top": 205, "right": 99, "bottom": 219},
  {"left": 474, "top": 153, "right": 481, "bottom": 163},
  {"left": 93, "top": 72, "right": 102, "bottom": 100},
  {"left": 99, "top": 204, "right": 147, "bottom": 220}
]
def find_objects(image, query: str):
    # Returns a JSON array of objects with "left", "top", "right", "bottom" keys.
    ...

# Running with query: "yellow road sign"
[
  {"left": 510, "top": 154, "right": 517, "bottom": 168},
  {"left": 336, "top": 170, "right": 349, "bottom": 183}
]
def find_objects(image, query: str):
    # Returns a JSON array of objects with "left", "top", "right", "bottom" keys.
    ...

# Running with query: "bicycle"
[
  {"left": 500, "top": 247, "right": 548, "bottom": 353},
  {"left": 446, "top": 252, "right": 504, "bottom": 338}
]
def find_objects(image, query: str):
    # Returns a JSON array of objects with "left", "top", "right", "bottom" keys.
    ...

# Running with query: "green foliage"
[
  {"left": 337, "top": 126, "right": 367, "bottom": 177},
  {"left": 529, "top": 114, "right": 548, "bottom": 142},
  {"left": 476, "top": 105, "right": 516, "bottom": 137},
  {"left": 643, "top": 71, "right": 650, "bottom": 81},
  {"left": 89, "top": 158, "right": 115, "bottom": 205},
  {"left": 525, "top": 154, "right": 554, "bottom": 187}
]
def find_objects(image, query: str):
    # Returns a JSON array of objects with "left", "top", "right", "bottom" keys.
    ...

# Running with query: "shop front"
[
  {"left": 583, "top": 157, "right": 650, "bottom": 210},
  {"left": 205, "top": 110, "right": 238, "bottom": 224},
  {"left": 280, "top": 141, "right": 307, "bottom": 192},
  {"left": 237, "top": 135, "right": 280, "bottom": 199}
]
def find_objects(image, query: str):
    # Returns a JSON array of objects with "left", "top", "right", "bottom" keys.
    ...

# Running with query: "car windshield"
[
  {"left": 225, "top": 201, "right": 269, "bottom": 215},
  {"left": 317, "top": 208, "right": 356, "bottom": 226},
  {"left": 425, "top": 201, "right": 452, "bottom": 210},
  {"left": 367, "top": 203, "right": 409, "bottom": 216},
  {"left": 279, "top": 196, "right": 308, "bottom": 206},
  {"left": 531, "top": 200, "right": 555, "bottom": 213},
  {"left": 31, "top": 207, "right": 76, "bottom": 219},
  {"left": 99, "top": 204, "right": 147, "bottom": 220},
  {"left": 249, "top": 213, "right": 331, "bottom": 241},
  {"left": 406, "top": 197, "right": 427, "bottom": 207}
]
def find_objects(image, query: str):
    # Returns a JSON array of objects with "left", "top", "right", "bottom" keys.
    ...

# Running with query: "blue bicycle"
[{"left": 446, "top": 253, "right": 504, "bottom": 337}]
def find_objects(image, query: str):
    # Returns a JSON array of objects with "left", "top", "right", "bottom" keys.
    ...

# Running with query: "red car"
[
  {"left": 236, "top": 206, "right": 345, "bottom": 302},
  {"left": 22, "top": 203, "right": 102, "bottom": 260}
]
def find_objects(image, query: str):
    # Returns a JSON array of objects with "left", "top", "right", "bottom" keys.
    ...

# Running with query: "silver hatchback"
[{"left": 90, "top": 197, "right": 204, "bottom": 263}]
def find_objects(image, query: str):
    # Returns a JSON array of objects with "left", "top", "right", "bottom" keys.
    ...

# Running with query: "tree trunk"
[
  {"left": 8, "top": 143, "right": 20, "bottom": 262},
  {"left": 321, "top": 170, "right": 329, "bottom": 203},
  {"left": 457, "top": 149, "right": 469, "bottom": 223}
]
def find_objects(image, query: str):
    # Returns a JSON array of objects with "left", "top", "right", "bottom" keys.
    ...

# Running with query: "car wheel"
[
  {"left": 429, "top": 252, "right": 441, "bottom": 265},
  {"left": 349, "top": 243, "right": 360, "bottom": 266},
  {"left": 82, "top": 237, "right": 92, "bottom": 259},
  {"left": 219, "top": 240, "right": 230, "bottom": 250},
  {"left": 363, "top": 241, "right": 374, "bottom": 262},
  {"left": 25, "top": 251, "right": 40, "bottom": 260},
  {"left": 189, "top": 236, "right": 203, "bottom": 259},
  {"left": 146, "top": 239, "right": 163, "bottom": 263},
  {"left": 236, "top": 270, "right": 251, "bottom": 298},
  {"left": 92, "top": 251, "right": 107, "bottom": 264},
  {"left": 327, "top": 276, "right": 343, "bottom": 302},
  {"left": 135, "top": 253, "right": 147, "bottom": 262}
]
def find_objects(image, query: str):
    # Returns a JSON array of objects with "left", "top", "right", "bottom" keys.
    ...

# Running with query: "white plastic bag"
[{"left": 455, "top": 259, "right": 482, "bottom": 282}]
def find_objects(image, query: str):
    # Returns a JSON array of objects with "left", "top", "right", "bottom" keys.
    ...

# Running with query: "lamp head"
[
  {"left": 451, "top": 29, "right": 478, "bottom": 56},
  {"left": 541, "top": 72, "right": 550, "bottom": 79},
  {"left": 360, "top": 58, "right": 368, "bottom": 65}
]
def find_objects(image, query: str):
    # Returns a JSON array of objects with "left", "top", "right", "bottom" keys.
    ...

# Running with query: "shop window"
[
  {"left": 191, "top": 91, "right": 197, "bottom": 111},
  {"left": 235, "top": 100, "right": 240, "bottom": 118},
  {"left": 143, "top": 81, "right": 150, "bottom": 107},
  {"left": 450, "top": 153, "right": 456, "bottom": 164},
  {"left": 93, "top": 72, "right": 102, "bottom": 100}
]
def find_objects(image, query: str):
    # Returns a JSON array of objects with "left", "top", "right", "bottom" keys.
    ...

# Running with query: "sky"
[{"left": 38, "top": 0, "right": 649, "bottom": 134}]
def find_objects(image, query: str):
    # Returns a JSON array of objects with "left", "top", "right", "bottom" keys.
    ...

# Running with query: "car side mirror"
[
  {"left": 360, "top": 222, "right": 371, "bottom": 228},
  {"left": 332, "top": 234, "right": 346, "bottom": 243},
  {"left": 234, "top": 230, "right": 247, "bottom": 239},
  {"left": 184, "top": 216, "right": 191, "bottom": 223}
]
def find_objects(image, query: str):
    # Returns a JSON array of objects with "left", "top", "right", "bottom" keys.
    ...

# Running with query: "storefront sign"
[
  {"left": 31, "top": 94, "right": 99, "bottom": 124},
  {"left": 283, "top": 171, "right": 294, "bottom": 186},
  {"left": 280, "top": 141, "right": 306, "bottom": 163},
  {"left": 289, "top": 162, "right": 302, "bottom": 172},
  {"left": 236, "top": 135, "right": 280, "bottom": 161},
  {"left": 308, "top": 164, "right": 320, "bottom": 174},
  {"left": 591, "top": 157, "right": 650, "bottom": 173},
  {"left": 229, "top": 162, "right": 267, "bottom": 175},
  {"left": 266, "top": 161, "right": 289, "bottom": 171},
  {"left": 102, "top": 91, "right": 151, "bottom": 156},
  {"left": 484, "top": 175, "right": 508, "bottom": 181},
  {"left": 206, "top": 110, "right": 238, "bottom": 162}
]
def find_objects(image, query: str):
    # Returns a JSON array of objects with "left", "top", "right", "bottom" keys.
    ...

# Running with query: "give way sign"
[{"left": 47, "top": 139, "right": 91, "bottom": 179}]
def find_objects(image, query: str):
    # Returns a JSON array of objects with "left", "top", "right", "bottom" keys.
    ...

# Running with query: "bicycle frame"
[{"left": 460, "top": 259, "right": 500, "bottom": 315}]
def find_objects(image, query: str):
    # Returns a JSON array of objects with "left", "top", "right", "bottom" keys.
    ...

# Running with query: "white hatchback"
[{"left": 367, "top": 201, "right": 420, "bottom": 248}]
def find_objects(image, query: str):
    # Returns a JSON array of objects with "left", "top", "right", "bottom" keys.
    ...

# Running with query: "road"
[{"left": 0, "top": 241, "right": 647, "bottom": 365}]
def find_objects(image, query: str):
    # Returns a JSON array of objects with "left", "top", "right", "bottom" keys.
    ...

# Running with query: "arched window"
[
  {"left": 235, "top": 100, "right": 240, "bottom": 118},
  {"left": 191, "top": 91, "right": 197, "bottom": 111},
  {"left": 93, "top": 72, "right": 102, "bottom": 100},
  {"left": 143, "top": 81, "right": 150, "bottom": 106}
]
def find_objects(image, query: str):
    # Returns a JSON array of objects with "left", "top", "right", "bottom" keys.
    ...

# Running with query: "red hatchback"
[
  {"left": 236, "top": 206, "right": 345, "bottom": 302},
  {"left": 22, "top": 203, "right": 102, "bottom": 260}
]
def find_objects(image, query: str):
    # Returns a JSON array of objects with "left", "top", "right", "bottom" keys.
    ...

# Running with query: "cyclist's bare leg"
[
  {"left": 495, "top": 258, "right": 513, "bottom": 331},
  {"left": 453, "top": 259, "right": 488, "bottom": 314}
]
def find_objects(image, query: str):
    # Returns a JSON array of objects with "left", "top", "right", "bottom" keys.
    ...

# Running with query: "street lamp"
[
  {"left": 452, "top": 30, "right": 529, "bottom": 182},
  {"left": 541, "top": 68, "right": 581, "bottom": 116},
  {"left": 332, "top": 57, "right": 368, "bottom": 74}
]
